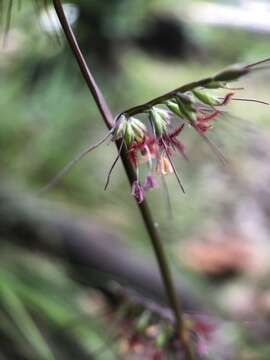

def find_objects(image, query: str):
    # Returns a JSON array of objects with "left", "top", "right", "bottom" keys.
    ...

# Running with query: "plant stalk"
[
  {"left": 52, "top": 0, "right": 193, "bottom": 357},
  {"left": 117, "top": 57, "right": 270, "bottom": 119}
]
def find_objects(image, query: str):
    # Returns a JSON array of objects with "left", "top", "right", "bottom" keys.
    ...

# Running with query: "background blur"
[{"left": 1, "top": 0, "right": 270, "bottom": 359}]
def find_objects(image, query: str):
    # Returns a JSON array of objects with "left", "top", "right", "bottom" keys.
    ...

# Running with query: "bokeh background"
[{"left": 1, "top": 0, "right": 270, "bottom": 359}]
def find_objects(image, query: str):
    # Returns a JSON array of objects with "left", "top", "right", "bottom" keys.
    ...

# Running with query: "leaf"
[{"left": 0, "top": 272, "right": 55, "bottom": 360}]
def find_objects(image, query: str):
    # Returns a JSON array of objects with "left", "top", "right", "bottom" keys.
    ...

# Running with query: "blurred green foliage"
[{"left": 0, "top": 245, "right": 119, "bottom": 359}]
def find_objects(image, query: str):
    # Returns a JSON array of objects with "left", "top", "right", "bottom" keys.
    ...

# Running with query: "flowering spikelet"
[
  {"left": 41, "top": 59, "right": 270, "bottom": 201},
  {"left": 110, "top": 284, "right": 220, "bottom": 359},
  {"left": 109, "top": 72, "right": 269, "bottom": 203}
]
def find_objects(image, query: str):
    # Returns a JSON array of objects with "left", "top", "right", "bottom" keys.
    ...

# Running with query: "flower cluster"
[
  {"left": 113, "top": 83, "right": 238, "bottom": 203},
  {"left": 41, "top": 60, "right": 269, "bottom": 197},
  {"left": 110, "top": 285, "right": 218, "bottom": 359}
]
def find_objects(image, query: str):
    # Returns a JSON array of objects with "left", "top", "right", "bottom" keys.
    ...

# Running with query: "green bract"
[
  {"left": 166, "top": 100, "right": 184, "bottom": 117},
  {"left": 192, "top": 89, "right": 220, "bottom": 106},
  {"left": 204, "top": 80, "right": 226, "bottom": 89},
  {"left": 112, "top": 115, "right": 128, "bottom": 141},
  {"left": 213, "top": 64, "right": 248, "bottom": 82},
  {"left": 175, "top": 93, "right": 197, "bottom": 123},
  {"left": 135, "top": 310, "right": 152, "bottom": 333},
  {"left": 149, "top": 107, "right": 168, "bottom": 137},
  {"left": 124, "top": 121, "right": 135, "bottom": 146},
  {"left": 155, "top": 325, "right": 173, "bottom": 349},
  {"left": 123, "top": 117, "right": 147, "bottom": 145}
]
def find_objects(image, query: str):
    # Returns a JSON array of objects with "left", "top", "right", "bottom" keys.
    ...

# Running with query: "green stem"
[
  {"left": 121, "top": 77, "right": 213, "bottom": 118},
  {"left": 52, "top": 0, "right": 193, "bottom": 358},
  {"left": 118, "top": 57, "right": 269, "bottom": 118}
]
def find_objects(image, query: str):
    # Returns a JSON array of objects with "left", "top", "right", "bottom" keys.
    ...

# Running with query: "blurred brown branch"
[{"left": 0, "top": 183, "right": 211, "bottom": 316}]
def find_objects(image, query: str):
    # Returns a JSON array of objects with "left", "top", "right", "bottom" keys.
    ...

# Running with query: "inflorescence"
[
  {"left": 98, "top": 284, "right": 218, "bottom": 359},
  {"left": 41, "top": 60, "right": 270, "bottom": 201},
  {"left": 109, "top": 62, "right": 269, "bottom": 203}
]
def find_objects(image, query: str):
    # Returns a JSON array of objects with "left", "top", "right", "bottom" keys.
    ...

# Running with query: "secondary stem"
[
  {"left": 52, "top": 0, "right": 193, "bottom": 358},
  {"left": 120, "top": 77, "right": 213, "bottom": 118},
  {"left": 117, "top": 57, "right": 270, "bottom": 119}
]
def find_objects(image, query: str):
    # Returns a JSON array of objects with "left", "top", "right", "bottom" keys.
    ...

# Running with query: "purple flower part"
[
  {"left": 131, "top": 180, "right": 145, "bottom": 203},
  {"left": 196, "top": 336, "right": 209, "bottom": 357},
  {"left": 143, "top": 175, "right": 158, "bottom": 190}
]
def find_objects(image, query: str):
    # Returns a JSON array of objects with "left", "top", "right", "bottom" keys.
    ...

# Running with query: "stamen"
[
  {"left": 217, "top": 92, "right": 234, "bottom": 106},
  {"left": 144, "top": 144, "right": 153, "bottom": 170},
  {"left": 197, "top": 111, "right": 220, "bottom": 123}
]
